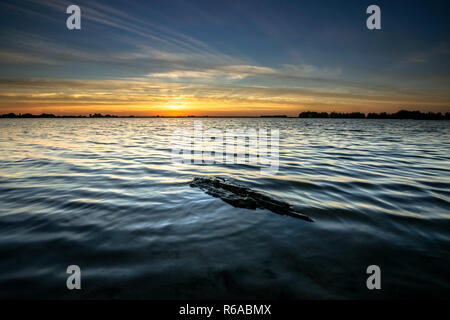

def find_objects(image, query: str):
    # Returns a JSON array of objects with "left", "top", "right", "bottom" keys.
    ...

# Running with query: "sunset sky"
[{"left": 0, "top": 0, "right": 449, "bottom": 116}]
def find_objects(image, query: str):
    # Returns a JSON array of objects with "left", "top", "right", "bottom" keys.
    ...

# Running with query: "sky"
[{"left": 0, "top": 0, "right": 449, "bottom": 116}]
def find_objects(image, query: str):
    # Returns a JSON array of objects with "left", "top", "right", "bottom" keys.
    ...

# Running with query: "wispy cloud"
[
  {"left": 24, "top": 0, "right": 236, "bottom": 62},
  {"left": 405, "top": 45, "right": 450, "bottom": 64},
  {"left": 148, "top": 65, "right": 276, "bottom": 80}
]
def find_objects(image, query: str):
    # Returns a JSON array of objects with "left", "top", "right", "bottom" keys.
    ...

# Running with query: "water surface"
[{"left": 0, "top": 118, "right": 449, "bottom": 299}]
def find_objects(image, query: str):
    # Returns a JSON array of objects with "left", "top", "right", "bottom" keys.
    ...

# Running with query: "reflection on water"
[{"left": 0, "top": 118, "right": 449, "bottom": 299}]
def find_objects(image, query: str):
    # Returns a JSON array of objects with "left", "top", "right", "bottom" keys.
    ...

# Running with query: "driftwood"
[{"left": 190, "top": 177, "right": 313, "bottom": 222}]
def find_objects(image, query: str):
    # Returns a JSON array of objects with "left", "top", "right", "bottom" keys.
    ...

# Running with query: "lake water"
[{"left": 0, "top": 118, "right": 449, "bottom": 299}]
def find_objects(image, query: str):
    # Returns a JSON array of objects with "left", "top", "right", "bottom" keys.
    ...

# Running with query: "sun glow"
[{"left": 165, "top": 104, "right": 184, "bottom": 110}]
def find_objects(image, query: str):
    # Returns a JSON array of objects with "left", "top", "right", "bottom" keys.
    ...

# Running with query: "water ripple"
[{"left": 0, "top": 118, "right": 449, "bottom": 299}]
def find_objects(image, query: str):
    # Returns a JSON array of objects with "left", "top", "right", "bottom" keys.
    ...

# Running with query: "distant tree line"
[
  {"left": 298, "top": 111, "right": 364, "bottom": 118},
  {"left": 2, "top": 110, "right": 449, "bottom": 119},
  {"left": 89, "top": 113, "right": 119, "bottom": 118},
  {"left": 299, "top": 110, "right": 450, "bottom": 120},
  {"left": 260, "top": 115, "right": 288, "bottom": 118},
  {"left": 1, "top": 113, "right": 85, "bottom": 118},
  {"left": 0, "top": 113, "right": 123, "bottom": 118},
  {"left": 366, "top": 110, "right": 450, "bottom": 120}
]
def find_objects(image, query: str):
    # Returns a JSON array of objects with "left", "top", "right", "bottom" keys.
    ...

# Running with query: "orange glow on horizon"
[
  {"left": 1, "top": 81, "right": 449, "bottom": 116},
  {"left": 2, "top": 102, "right": 449, "bottom": 117}
]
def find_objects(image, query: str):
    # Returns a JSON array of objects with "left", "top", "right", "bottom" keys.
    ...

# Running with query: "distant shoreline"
[{"left": 1, "top": 110, "right": 449, "bottom": 120}]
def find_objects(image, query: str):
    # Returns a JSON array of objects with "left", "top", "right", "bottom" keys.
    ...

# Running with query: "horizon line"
[{"left": 2, "top": 109, "right": 450, "bottom": 120}]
